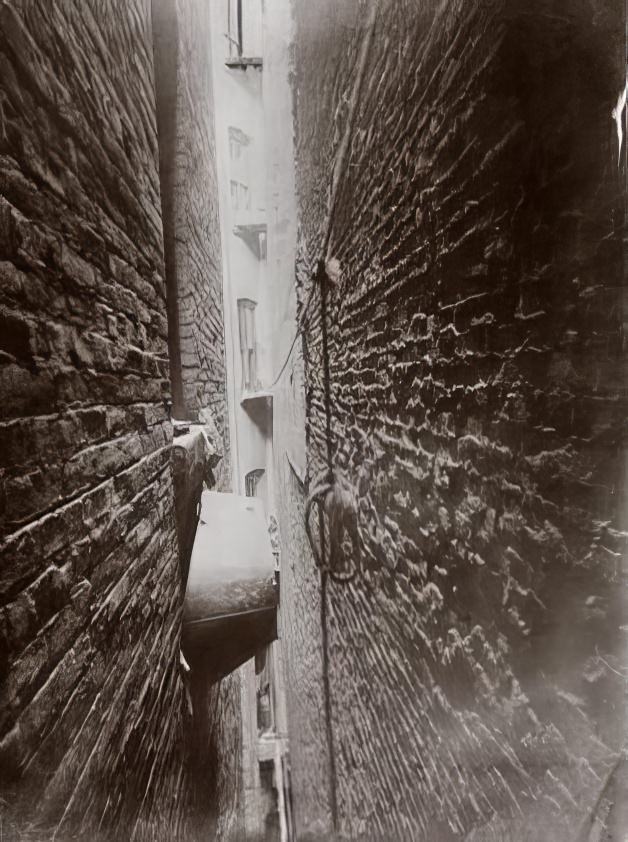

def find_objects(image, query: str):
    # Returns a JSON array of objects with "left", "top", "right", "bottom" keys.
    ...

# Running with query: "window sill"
[
  {"left": 240, "top": 388, "right": 273, "bottom": 408},
  {"left": 233, "top": 221, "right": 266, "bottom": 259},
  {"left": 225, "top": 56, "right": 263, "bottom": 69}
]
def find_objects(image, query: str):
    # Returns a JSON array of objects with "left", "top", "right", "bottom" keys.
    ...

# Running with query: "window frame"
[{"left": 237, "top": 298, "right": 258, "bottom": 391}]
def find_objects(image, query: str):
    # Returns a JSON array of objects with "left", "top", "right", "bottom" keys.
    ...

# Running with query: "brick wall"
[
  {"left": 152, "top": 1, "right": 242, "bottom": 837},
  {"left": 0, "top": 1, "right": 238, "bottom": 839},
  {"left": 288, "top": 0, "right": 627, "bottom": 839},
  {"left": 274, "top": 454, "right": 333, "bottom": 839},
  {"left": 154, "top": 0, "right": 230, "bottom": 478}
]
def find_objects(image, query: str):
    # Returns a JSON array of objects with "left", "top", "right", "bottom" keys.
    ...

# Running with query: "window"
[
  {"left": 225, "top": 0, "right": 262, "bottom": 65},
  {"left": 258, "top": 230, "right": 267, "bottom": 260},
  {"left": 228, "top": 129, "right": 251, "bottom": 212},
  {"left": 238, "top": 298, "right": 257, "bottom": 390},
  {"left": 229, "top": 138, "right": 241, "bottom": 161},
  {"left": 255, "top": 645, "right": 275, "bottom": 736},
  {"left": 227, "top": 0, "right": 243, "bottom": 57},
  {"left": 229, "top": 127, "right": 250, "bottom": 161},
  {"left": 230, "top": 179, "right": 250, "bottom": 212},
  {"left": 245, "top": 468, "right": 265, "bottom": 498}
]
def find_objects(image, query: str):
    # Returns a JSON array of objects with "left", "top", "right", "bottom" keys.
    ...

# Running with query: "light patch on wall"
[{"left": 612, "top": 77, "right": 627, "bottom": 166}]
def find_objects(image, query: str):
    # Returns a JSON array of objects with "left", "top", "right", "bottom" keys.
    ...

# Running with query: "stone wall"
[
  {"left": 288, "top": 0, "right": 627, "bottom": 839},
  {"left": 0, "top": 0, "right": 239, "bottom": 839}
]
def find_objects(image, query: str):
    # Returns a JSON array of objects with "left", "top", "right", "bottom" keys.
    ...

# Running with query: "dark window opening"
[
  {"left": 238, "top": 298, "right": 258, "bottom": 391},
  {"left": 227, "top": 0, "right": 243, "bottom": 57},
  {"left": 245, "top": 468, "right": 265, "bottom": 498}
]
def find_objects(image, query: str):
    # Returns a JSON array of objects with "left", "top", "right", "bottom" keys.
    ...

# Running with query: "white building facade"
[{"left": 208, "top": 2, "right": 304, "bottom": 838}]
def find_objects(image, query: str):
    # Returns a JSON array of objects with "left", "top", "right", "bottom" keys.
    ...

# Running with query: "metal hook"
[{"left": 305, "top": 480, "right": 359, "bottom": 584}]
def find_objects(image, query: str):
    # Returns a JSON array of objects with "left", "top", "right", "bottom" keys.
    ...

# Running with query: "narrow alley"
[{"left": 0, "top": 1, "right": 626, "bottom": 841}]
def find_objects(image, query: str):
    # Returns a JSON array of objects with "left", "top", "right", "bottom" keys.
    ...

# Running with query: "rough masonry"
[
  {"left": 153, "top": 0, "right": 230, "bottom": 459},
  {"left": 152, "top": 2, "right": 241, "bottom": 837},
  {"left": 287, "top": 0, "right": 627, "bottom": 839},
  {"left": 0, "top": 1, "right": 239, "bottom": 839}
]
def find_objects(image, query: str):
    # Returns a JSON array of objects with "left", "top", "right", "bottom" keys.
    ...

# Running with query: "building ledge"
[
  {"left": 225, "top": 56, "right": 263, "bottom": 69},
  {"left": 233, "top": 222, "right": 266, "bottom": 259},
  {"left": 240, "top": 389, "right": 273, "bottom": 408}
]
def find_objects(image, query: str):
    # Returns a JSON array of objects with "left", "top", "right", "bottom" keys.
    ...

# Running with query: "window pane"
[{"left": 238, "top": 300, "right": 257, "bottom": 389}]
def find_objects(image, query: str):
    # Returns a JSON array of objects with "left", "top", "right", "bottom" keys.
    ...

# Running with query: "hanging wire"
[
  {"left": 303, "top": 0, "right": 379, "bottom": 586},
  {"left": 304, "top": 478, "right": 359, "bottom": 584},
  {"left": 303, "top": 260, "right": 359, "bottom": 585},
  {"left": 268, "top": 281, "right": 317, "bottom": 388},
  {"left": 294, "top": 4, "right": 379, "bottom": 832}
]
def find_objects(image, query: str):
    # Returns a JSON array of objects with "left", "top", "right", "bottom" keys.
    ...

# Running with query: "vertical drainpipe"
[
  {"left": 151, "top": 0, "right": 187, "bottom": 421},
  {"left": 210, "top": 76, "right": 242, "bottom": 493}
]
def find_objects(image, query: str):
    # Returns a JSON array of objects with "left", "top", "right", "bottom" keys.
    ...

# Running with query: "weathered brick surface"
[
  {"left": 154, "top": 0, "right": 230, "bottom": 487},
  {"left": 0, "top": 1, "right": 238, "bottom": 839},
  {"left": 287, "top": 0, "right": 627, "bottom": 839},
  {"left": 152, "top": 1, "right": 242, "bottom": 836},
  {"left": 274, "top": 452, "right": 333, "bottom": 839}
]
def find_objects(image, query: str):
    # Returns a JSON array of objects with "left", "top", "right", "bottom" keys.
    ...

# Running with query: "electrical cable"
[
  {"left": 296, "top": 3, "right": 379, "bottom": 832},
  {"left": 269, "top": 281, "right": 317, "bottom": 388}
]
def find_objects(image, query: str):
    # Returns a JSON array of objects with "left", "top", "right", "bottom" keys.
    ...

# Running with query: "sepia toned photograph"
[{"left": 0, "top": 0, "right": 626, "bottom": 840}]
